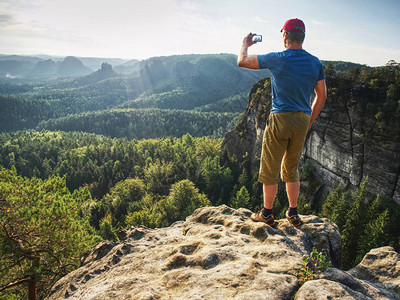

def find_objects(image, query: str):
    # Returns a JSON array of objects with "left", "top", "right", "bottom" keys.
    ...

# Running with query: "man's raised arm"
[{"left": 237, "top": 33, "right": 260, "bottom": 70}]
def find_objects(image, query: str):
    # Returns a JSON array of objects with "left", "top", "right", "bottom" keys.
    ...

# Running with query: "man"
[{"left": 237, "top": 18, "right": 327, "bottom": 227}]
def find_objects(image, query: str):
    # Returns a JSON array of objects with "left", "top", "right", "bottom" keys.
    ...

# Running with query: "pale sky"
[{"left": 1, "top": 0, "right": 399, "bottom": 66}]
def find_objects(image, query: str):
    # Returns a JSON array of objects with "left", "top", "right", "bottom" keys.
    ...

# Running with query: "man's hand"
[
  {"left": 238, "top": 33, "right": 260, "bottom": 70},
  {"left": 242, "top": 33, "right": 257, "bottom": 48}
]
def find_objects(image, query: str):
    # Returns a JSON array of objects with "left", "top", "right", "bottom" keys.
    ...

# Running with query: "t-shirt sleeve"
[{"left": 257, "top": 53, "right": 280, "bottom": 69}]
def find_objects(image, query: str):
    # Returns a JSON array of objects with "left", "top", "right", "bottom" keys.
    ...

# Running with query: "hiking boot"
[
  {"left": 250, "top": 210, "right": 277, "bottom": 227},
  {"left": 286, "top": 210, "right": 303, "bottom": 227}
]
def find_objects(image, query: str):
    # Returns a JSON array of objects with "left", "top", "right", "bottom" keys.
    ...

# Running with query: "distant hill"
[
  {"left": 0, "top": 60, "right": 36, "bottom": 77},
  {"left": 114, "top": 59, "right": 140, "bottom": 75},
  {"left": 127, "top": 54, "right": 268, "bottom": 110},
  {"left": 0, "top": 55, "right": 128, "bottom": 78},
  {"left": 0, "top": 53, "right": 376, "bottom": 80},
  {"left": 28, "top": 59, "right": 59, "bottom": 77},
  {"left": 321, "top": 60, "right": 368, "bottom": 72},
  {"left": 0, "top": 53, "right": 267, "bottom": 134},
  {"left": 0, "top": 55, "right": 45, "bottom": 77},
  {"left": 1, "top": 53, "right": 387, "bottom": 139},
  {"left": 57, "top": 56, "right": 92, "bottom": 77},
  {"left": 0, "top": 55, "right": 43, "bottom": 63}
]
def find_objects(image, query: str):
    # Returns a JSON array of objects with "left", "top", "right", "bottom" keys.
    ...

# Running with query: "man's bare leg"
[
  {"left": 263, "top": 184, "right": 278, "bottom": 209},
  {"left": 286, "top": 181, "right": 300, "bottom": 209},
  {"left": 250, "top": 183, "right": 278, "bottom": 226},
  {"left": 285, "top": 181, "right": 303, "bottom": 226}
]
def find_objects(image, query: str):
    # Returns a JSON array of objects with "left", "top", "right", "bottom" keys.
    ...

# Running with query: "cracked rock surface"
[{"left": 47, "top": 205, "right": 399, "bottom": 299}]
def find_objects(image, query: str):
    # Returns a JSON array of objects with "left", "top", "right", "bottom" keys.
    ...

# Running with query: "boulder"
[{"left": 348, "top": 246, "right": 400, "bottom": 296}]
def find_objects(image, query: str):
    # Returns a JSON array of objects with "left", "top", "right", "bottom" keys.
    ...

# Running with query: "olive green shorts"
[{"left": 258, "top": 111, "right": 311, "bottom": 185}]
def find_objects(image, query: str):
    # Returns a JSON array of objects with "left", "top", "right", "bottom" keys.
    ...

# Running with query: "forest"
[
  {"left": 1, "top": 55, "right": 400, "bottom": 299},
  {"left": 0, "top": 54, "right": 265, "bottom": 135},
  {"left": 36, "top": 108, "right": 239, "bottom": 139}
]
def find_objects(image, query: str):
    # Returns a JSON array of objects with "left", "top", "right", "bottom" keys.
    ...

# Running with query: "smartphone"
[{"left": 252, "top": 35, "right": 262, "bottom": 42}]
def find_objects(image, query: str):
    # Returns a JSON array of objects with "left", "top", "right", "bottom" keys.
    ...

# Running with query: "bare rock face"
[
  {"left": 46, "top": 206, "right": 399, "bottom": 300},
  {"left": 223, "top": 78, "right": 400, "bottom": 203},
  {"left": 304, "top": 83, "right": 400, "bottom": 203}
]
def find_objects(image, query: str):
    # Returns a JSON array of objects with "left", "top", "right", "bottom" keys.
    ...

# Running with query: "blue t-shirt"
[{"left": 257, "top": 49, "right": 325, "bottom": 115}]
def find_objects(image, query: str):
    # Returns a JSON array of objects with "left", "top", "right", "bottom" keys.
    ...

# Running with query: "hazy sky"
[{"left": 1, "top": 0, "right": 399, "bottom": 66}]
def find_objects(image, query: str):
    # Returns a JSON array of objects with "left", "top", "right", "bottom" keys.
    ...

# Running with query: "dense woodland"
[
  {"left": 1, "top": 55, "right": 400, "bottom": 299},
  {"left": 36, "top": 108, "right": 239, "bottom": 139}
]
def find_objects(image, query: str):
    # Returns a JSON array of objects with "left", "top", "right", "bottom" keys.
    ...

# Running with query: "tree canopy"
[{"left": 0, "top": 167, "right": 100, "bottom": 299}]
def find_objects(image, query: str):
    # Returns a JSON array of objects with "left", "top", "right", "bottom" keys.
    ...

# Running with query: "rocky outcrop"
[
  {"left": 222, "top": 78, "right": 272, "bottom": 174},
  {"left": 223, "top": 77, "right": 400, "bottom": 203},
  {"left": 77, "top": 62, "right": 117, "bottom": 84},
  {"left": 47, "top": 205, "right": 399, "bottom": 299}
]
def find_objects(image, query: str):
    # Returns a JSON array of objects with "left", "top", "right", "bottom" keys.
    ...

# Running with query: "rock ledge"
[{"left": 47, "top": 205, "right": 399, "bottom": 300}]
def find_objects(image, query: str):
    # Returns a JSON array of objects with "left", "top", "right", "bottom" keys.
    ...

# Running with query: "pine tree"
[
  {"left": 321, "top": 184, "right": 349, "bottom": 229},
  {"left": 99, "top": 214, "right": 118, "bottom": 241},
  {"left": 231, "top": 186, "right": 250, "bottom": 209},
  {"left": 356, "top": 209, "right": 389, "bottom": 263},
  {"left": 0, "top": 167, "right": 100, "bottom": 299},
  {"left": 341, "top": 178, "right": 368, "bottom": 269},
  {"left": 237, "top": 168, "right": 248, "bottom": 190}
]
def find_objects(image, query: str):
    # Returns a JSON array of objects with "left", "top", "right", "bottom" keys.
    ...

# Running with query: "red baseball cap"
[{"left": 281, "top": 18, "right": 305, "bottom": 33}]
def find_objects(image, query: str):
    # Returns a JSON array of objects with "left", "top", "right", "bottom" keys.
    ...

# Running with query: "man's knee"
[
  {"left": 281, "top": 170, "right": 300, "bottom": 182},
  {"left": 258, "top": 173, "right": 280, "bottom": 185}
]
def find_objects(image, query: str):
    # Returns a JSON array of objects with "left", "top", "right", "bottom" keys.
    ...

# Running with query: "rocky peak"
[
  {"left": 94, "top": 62, "right": 115, "bottom": 79},
  {"left": 100, "top": 62, "right": 113, "bottom": 73},
  {"left": 47, "top": 205, "right": 399, "bottom": 299}
]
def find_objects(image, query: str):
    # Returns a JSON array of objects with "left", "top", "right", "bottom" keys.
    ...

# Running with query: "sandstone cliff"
[
  {"left": 223, "top": 77, "right": 400, "bottom": 203},
  {"left": 47, "top": 205, "right": 400, "bottom": 299}
]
